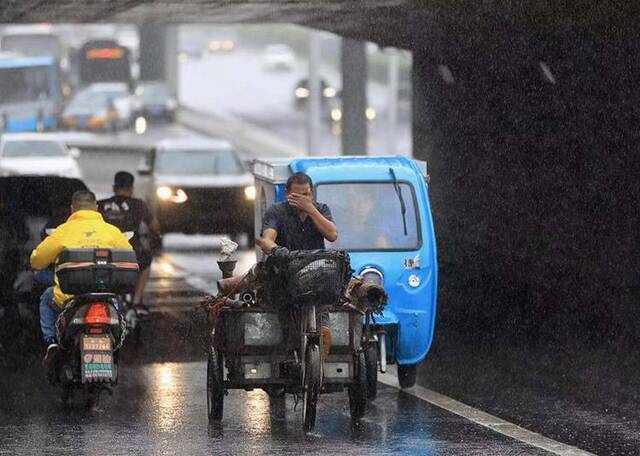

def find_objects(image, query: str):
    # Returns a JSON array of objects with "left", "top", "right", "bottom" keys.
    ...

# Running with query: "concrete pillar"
[
  {"left": 138, "top": 24, "right": 166, "bottom": 82},
  {"left": 340, "top": 38, "right": 367, "bottom": 155},
  {"left": 411, "top": 14, "right": 640, "bottom": 347},
  {"left": 306, "top": 32, "right": 322, "bottom": 155},
  {"left": 138, "top": 24, "right": 179, "bottom": 96},
  {"left": 165, "top": 26, "right": 179, "bottom": 98}
]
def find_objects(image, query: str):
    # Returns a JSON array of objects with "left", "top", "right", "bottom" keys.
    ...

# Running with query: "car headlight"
[
  {"left": 361, "top": 267, "right": 383, "bottom": 286},
  {"left": 156, "top": 186, "right": 188, "bottom": 204},
  {"left": 295, "top": 87, "right": 310, "bottom": 98},
  {"left": 165, "top": 99, "right": 177, "bottom": 110},
  {"left": 323, "top": 87, "right": 337, "bottom": 98},
  {"left": 135, "top": 116, "right": 147, "bottom": 135},
  {"left": 366, "top": 107, "right": 376, "bottom": 121},
  {"left": 156, "top": 186, "right": 173, "bottom": 200},
  {"left": 244, "top": 185, "right": 256, "bottom": 201}
]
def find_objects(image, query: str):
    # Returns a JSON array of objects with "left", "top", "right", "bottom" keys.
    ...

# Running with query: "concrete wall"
[{"left": 411, "top": 19, "right": 640, "bottom": 348}]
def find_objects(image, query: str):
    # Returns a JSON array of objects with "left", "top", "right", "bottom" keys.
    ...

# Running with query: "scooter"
[{"left": 50, "top": 247, "right": 138, "bottom": 408}]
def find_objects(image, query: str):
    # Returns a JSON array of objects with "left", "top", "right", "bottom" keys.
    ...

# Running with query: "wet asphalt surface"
[
  {"left": 1, "top": 128, "right": 637, "bottom": 455},
  {"left": 0, "top": 246, "right": 549, "bottom": 456}
]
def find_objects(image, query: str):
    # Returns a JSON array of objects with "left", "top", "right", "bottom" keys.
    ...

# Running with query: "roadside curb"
[{"left": 379, "top": 371, "right": 596, "bottom": 456}]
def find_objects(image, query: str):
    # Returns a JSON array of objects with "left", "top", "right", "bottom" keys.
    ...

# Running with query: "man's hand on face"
[{"left": 287, "top": 192, "right": 314, "bottom": 213}]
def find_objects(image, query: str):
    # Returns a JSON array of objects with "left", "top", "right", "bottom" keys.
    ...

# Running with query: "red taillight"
[
  {"left": 89, "top": 327, "right": 104, "bottom": 334},
  {"left": 85, "top": 303, "right": 111, "bottom": 325}
]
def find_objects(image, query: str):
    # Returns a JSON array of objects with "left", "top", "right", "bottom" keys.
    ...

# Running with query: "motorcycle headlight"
[
  {"left": 244, "top": 185, "right": 256, "bottom": 201},
  {"left": 361, "top": 267, "right": 383, "bottom": 286}
]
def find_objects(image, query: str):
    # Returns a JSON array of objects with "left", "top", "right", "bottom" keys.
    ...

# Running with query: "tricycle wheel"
[
  {"left": 348, "top": 351, "right": 368, "bottom": 420},
  {"left": 303, "top": 343, "right": 321, "bottom": 432},
  {"left": 398, "top": 363, "right": 417, "bottom": 389},
  {"left": 365, "top": 343, "right": 378, "bottom": 400},
  {"left": 207, "top": 347, "right": 224, "bottom": 421}
]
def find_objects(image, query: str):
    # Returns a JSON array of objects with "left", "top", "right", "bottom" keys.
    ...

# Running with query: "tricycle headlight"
[
  {"left": 361, "top": 268, "right": 383, "bottom": 286},
  {"left": 244, "top": 185, "right": 256, "bottom": 201}
]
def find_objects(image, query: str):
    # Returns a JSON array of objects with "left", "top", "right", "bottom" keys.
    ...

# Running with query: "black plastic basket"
[{"left": 265, "top": 249, "right": 353, "bottom": 306}]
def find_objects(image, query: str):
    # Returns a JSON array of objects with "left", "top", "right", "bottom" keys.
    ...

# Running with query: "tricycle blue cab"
[{"left": 253, "top": 155, "right": 438, "bottom": 391}]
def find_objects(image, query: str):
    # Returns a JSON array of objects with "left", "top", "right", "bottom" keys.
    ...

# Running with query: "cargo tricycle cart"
[{"left": 202, "top": 248, "right": 386, "bottom": 432}]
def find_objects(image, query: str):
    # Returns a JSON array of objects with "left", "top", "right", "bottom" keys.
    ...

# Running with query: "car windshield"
[
  {"left": 156, "top": 149, "right": 244, "bottom": 175},
  {"left": 68, "top": 92, "right": 109, "bottom": 110},
  {"left": 266, "top": 45, "right": 290, "bottom": 55},
  {"left": 316, "top": 181, "right": 421, "bottom": 251},
  {"left": 2, "top": 140, "right": 65, "bottom": 157}
]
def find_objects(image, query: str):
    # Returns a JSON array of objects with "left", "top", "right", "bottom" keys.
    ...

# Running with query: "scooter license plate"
[{"left": 81, "top": 335, "right": 114, "bottom": 383}]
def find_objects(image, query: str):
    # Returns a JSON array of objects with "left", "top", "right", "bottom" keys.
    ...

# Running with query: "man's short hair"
[
  {"left": 114, "top": 171, "right": 135, "bottom": 189},
  {"left": 286, "top": 172, "right": 313, "bottom": 191},
  {"left": 71, "top": 190, "right": 97, "bottom": 209}
]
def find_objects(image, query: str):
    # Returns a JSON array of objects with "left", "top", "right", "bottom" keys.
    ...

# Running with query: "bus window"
[{"left": 0, "top": 66, "right": 50, "bottom": 104}]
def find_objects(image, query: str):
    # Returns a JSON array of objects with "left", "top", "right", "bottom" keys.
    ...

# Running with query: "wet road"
[
  {"left": 0, "top": 131, "right": 620, "bottom": 455},
  {"left": 0, "top": 239, "right": 551, "bottom": 456}
]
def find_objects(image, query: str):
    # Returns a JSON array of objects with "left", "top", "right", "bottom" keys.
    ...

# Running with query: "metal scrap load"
[{"left": 201, "top": 248, "right": 387, "bottom": 320}]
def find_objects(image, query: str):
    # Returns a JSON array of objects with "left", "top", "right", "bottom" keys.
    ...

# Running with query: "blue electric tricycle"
[{"left": 253, "top": 155, "right": 437, "bottom": 394}]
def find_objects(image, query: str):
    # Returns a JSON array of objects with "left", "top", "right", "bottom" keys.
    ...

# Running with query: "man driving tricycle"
[{"left": 253, "top": 156, "right": 438, "bottom": 394}]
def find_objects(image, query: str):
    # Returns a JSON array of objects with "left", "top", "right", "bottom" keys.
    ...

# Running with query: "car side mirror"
[{"left": 69, "top": 147, "right": 81, "bottom": 159}]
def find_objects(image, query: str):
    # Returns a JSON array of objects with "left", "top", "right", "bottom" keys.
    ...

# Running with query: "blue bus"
[{"left": 0, "top": 56, "right": 62, "bottom": 132}]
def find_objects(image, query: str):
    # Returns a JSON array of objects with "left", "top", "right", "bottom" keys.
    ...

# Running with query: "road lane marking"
[{"left": 378, "top": 371, "right": 596, "bottom": 456}]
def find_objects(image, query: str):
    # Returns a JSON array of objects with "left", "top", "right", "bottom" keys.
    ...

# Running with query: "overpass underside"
[{"left": 3, "top": 1, "right": 639, "bottom": 347}]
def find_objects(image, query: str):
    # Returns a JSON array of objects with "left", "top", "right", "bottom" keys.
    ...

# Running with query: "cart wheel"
[
  {"left": 398, "top": 363, "right": 417, "bottom": 389},
  {"left": 348, "top": 351, "right": 368, "bottom": 420},
  {"left": 207, "top": 348, "right": 224, "bottom": 421},
  {"left": 303, "top": 343, "right": 321, "bottom": 432},
  {"left": 365, "top": 343, "right": 378, "bottom": 400}
]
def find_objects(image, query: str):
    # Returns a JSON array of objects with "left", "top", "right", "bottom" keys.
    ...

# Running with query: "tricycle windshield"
[{"left": 316, "top": 181, "right": 421, "bottom": 251}]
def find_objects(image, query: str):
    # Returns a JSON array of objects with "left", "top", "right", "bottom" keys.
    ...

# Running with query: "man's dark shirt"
[
  {"left": 261, "top": 201, "right": 334, "bottom": 250},
  {"left": 98, "top": 195, "right": 153, "bottom": 249}
]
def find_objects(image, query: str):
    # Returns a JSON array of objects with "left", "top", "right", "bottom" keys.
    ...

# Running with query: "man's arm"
[
  {"left": 256, "top": 228, "right": 278, "bottom": 255},
  {"left": 30, "top": 229, "right": 65, "bottom": 270},
  {"left": 256, "top": 205, "right": 280, "bottom": 255},
  {"left": 140, "top": 200, "right": 161, "bottom": 236},
  {"left": 287, "top": 194, "right": 338, "bottom": 242}
]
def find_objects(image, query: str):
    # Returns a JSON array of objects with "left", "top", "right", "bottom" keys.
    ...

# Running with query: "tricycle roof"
[{"left": 252, "top": 155, "right": 427, "bottom": 184}]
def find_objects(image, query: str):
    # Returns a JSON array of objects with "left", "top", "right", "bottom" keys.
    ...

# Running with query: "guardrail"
[{"left": 176, "top": 106, "right": 299, "bottom": 158}]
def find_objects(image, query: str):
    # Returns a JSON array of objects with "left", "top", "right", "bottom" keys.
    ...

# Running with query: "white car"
[
  {"left": 87, "top": 82, "right": 133, "bottom": 128},
  {"left": 0, "top": 133, "right": 82, "bottom": 178},
  {"left": 262, "top": 44, "right": 295, "bottom": 70}
]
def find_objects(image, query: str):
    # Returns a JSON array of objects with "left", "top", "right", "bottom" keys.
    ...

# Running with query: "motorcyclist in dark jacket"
[{"left": 98, "top": 171, "right": 160, "bottom": 316}]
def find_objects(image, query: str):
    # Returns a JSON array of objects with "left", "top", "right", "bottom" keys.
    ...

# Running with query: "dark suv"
[{"left": 138, "top": 138, "right": 255, "bottom": 240}]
